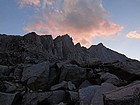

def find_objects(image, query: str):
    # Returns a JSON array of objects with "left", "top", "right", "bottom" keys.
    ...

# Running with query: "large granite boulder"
[
  {"left": 59, "top": 64, "right": 87, "bottom": 86},
  {"left": 79, "top": 85, "right": 101, "bottom": 105},
  {"left": 90, "top": 83, "right": 117, "bottom": 105},
  {"left": 21, "top": 62, "right": 51, "bottom": 90},
  {"left": 112, "top": 60, "right": 140, "bottom": 77},
  {"left": 79, "top": 83, "right": 117, "bottom": 105},
  {"left": 104, "top": 81, "right": 140, "bottom": 105},
  {"left": 22, "top": 90, "right": 65, "bottom": 105}
]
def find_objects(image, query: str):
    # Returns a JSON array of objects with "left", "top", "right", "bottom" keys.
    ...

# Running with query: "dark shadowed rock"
[
  {"left": 90, "top": 83, "right": 117, "bottom": 105},
  {"left": 79, "top": 83, "right": 117, "bottom": 105},
  {"left": 104, "top": 81, "right": 140, "bottom": 105},
  {"left": 22, "top": 90, "right": 65, "bottom": 105},
  {"left": 0, "top": 92, "right": 19, "bottom": 105},
  {"left": 100, "top": 72, "right": 121, "bottom": 86},
  {"left": 59, "top": 64, "right": 87, "bottom": 86},
  {"left": 21, "top": 62, "right": 50, "bottom": 90},
  {"left": 50, "top": 81, "right": 67, "bottom": 91},
  {"left": 79, "top": 85, "right": 101, "bottom": 105},
  {"left": 79, "top": 80, "right": 92, "bottom": 89},
  {"left": 112, "top": 60, "right": 140, "bottom": 77},
  {"left": 54, "top": 35, "right": 75, "bottom": 60},
  {"left": 4, "top": 81, "right": 17, "bottom": 93},
  {"left": 68, "top": 91, "right": 79, "bottom": 102},
  {"left": 0, "top": 65, "right": 11, "bottom": 77},
  {"left": 88, "top": 43, "right": 128, "bottom": 63},
  {"left": 51, "top": 81, "right": 76, "bottom": 91}
]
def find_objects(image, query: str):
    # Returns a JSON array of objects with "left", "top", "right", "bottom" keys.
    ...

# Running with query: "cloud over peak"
[
  {"left": 126, "top": 31, "right": 140, "bottom": 39},
  {"left": 19, "top": 0, "right": 123, "bottom": 47}
]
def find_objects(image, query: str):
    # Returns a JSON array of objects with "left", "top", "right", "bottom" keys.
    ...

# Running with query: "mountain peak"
[
  {"left": 0, "top": 32, "right": 130, "bottom": 64},
  {"left": 97, "top": 43, "right": 104, "bottom": 46},
  {"left": 25, "top": 32, "right": 37, "bottom": 36}
]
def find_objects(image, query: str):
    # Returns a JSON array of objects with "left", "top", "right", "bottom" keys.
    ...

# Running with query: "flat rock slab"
[
  {"left": 104, "top": 81, "right": 140, "bottom": 105},
  {"left": 0, "top": 92, "right": 18, "bottom": 105}
]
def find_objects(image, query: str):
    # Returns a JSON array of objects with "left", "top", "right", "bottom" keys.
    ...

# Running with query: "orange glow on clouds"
[
  {"left": 19, "top": 0, "right": 123, "bottom": 47},
  {"left": 127, "top": 31, "right": 140, "bottom": 39}
]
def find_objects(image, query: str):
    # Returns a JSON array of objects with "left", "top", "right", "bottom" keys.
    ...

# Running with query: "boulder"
[
  {"left": 65, "top": 91, "right": 79, "bottom": 104},
  {"left": 68, "top": 91, "right": 79, "bottom": 102},
  {"left": 67, "top": 81, "right": 76, "bottom": 90},
  {"left": 0, "top": 92, "right": 18, "bottom": 105},
  {"left": 112, "top": 60, "right": 140, "bottom": 78},
  {"left": 51, "top": 81, "right": 76, "bottom": 91},
  {"left": 0, "top": 65, "right": 11, "bottom": 76},
  {"left": 21, "top": 62, "right": 50, "bottom": 90},
  {"left": 79, "top": 83, "right": 117, "bottom": 105},
  {"left": 51, "top": 81, "right": 67, "bottom": 91},
  {"left": 13, "top": 64, "right": 24, "bottom": 80},
  {"left": 100, "top": 72, "right": 121, "bottom": 85},
  {"left": 59, "top": 64, "right": 87, "bottom": 86},
  {"left": 90, "top": 83, "right": 117, "bottom": 105},
  {"left": 104, "top": 81, "right": 140, "bottom": 105},
  {"left": 22, "top": 90, "right": 65, "bottom": 105},
  {"left": 79, "top": 80, "right": 92, "bottom": 89},
  {"left": 79, "top": 85, "right": 101, "bottom": 105},
  {"left": 4, "top": 81, "right": 17, "bottom": 93}
]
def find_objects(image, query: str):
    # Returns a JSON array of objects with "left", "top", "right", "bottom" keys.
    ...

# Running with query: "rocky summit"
[{"left": 0, "top": 32, "right": 140, "bottom": 105}]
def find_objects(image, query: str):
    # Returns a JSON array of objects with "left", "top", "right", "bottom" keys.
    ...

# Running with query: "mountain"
[
  {"left": 0, "top": 32, "right": 128, "bottom": 65},
  {"left": 0, "top": 32, "right": 140, "bottom": 105}
]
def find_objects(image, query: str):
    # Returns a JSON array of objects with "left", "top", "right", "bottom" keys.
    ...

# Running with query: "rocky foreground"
[{"left": 0, "top": 32, "right": 140, "bottom": 105}]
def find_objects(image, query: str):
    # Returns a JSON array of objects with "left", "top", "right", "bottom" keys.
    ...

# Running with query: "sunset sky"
[{"left": 0, "top": 0, "right": 140, "bottom": 60}]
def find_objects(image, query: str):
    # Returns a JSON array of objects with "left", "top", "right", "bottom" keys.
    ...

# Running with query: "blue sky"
[{"left": 0, "top": 0, "right": 140, "bottom": 60}]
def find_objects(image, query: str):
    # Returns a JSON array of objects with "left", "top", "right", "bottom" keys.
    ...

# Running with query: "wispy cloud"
[
  {"left": 19, "top": 0, "right": 123, "bottom": 47},
  {"left": 19, "top": 0, "right": 40, "bottom": 7},
  {"left": 126, "top": 31, "right": 140, "bottom": 39}
]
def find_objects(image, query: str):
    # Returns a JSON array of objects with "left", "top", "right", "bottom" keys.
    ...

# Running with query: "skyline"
[{"left": 0, "top": 0, "right": 140, "bottom": 60}]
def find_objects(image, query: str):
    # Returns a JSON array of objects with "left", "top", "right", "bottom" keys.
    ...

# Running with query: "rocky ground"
[{"left": 0, "top": 32, "right": 140, "bottom": 105}]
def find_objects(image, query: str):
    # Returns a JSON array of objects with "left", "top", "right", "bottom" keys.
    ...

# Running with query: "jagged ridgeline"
[{"left": 0, "top": 32, "right": 140, "bottom": 105}]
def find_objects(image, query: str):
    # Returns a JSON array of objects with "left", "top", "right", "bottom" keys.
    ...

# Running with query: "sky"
[{"left": 0, "top": 0, "right": 140, "bottom": 60}]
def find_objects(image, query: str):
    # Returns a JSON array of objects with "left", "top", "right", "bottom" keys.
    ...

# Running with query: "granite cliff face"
[
  {"left": 0, "top": 32, "right": 128, "bottom": 65},
  {"left": 0, "top": 32, "right": 140, "bottom": 105}
]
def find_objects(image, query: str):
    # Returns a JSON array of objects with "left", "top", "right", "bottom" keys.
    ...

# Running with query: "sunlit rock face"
[{"left": 0, "top": 32, "right": 140, "bottom": 105}]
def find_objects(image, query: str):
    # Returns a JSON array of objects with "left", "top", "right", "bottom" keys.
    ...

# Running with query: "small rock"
[
  {"left": 67, "top": 81, "right": 76, "bottom": 90},
  {"left": 51, "top": 81, "right": 76, "bottom": 91},
  {"left": 51, "top": 81, "right": 67, "bottom": 91},
  {"left": 4, "top": 81, "right": 17, "bottom": 93},
  {"left": 57, "top": 102, "right": 66, "bottom": 105},
  {"left": 79, "top": 80, "right": 92, "bottom": 89},
  {"left": 68, "top": 91, "right": 79, "bottom": 102}
]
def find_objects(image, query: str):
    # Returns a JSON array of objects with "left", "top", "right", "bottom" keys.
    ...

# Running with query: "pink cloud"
[
  {"left": 126, "top": 31, "right": 140, "bottom": 39},
  {"left": 21, "top": 0, "right": 123, "bottom": 47}
]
